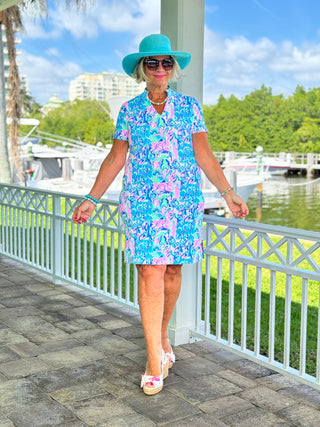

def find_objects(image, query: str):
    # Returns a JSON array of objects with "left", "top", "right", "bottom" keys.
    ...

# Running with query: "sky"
[{"left": 18, "top": 0, "right": 320, "bottom": 106}]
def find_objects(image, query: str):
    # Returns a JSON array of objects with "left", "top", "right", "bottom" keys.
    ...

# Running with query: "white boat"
[
  {"left": 202, "top": 171, "right": 263, "bottom": 202},
  {"left": 222, "top": 155, "right": 291, "bottom": 176}
]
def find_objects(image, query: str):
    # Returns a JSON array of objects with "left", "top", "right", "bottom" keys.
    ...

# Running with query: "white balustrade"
[
  {"left": 1, "top": 183, "right": 320, "bottom": 389},
  {"left": 190, "top": 215, "right": 320, "bottom": 389}
]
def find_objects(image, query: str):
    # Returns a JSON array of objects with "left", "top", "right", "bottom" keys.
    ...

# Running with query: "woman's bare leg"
[
  {"left": 137, "top": 264, "right": 166, "bottom": 376},
  {"left": 161, "top": 264, "right": 182, "bottom": 353}
]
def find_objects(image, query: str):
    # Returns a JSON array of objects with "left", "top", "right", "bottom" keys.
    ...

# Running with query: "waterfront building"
[
  {"left": 41, "top": 94, "right": 64, "bottom": 116},
  {"left": 69, "top": 72, "right": 145, "bottom": 102}
]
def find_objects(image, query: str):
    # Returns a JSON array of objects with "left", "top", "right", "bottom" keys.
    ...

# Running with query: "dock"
[
  {"left": 286, "top": 163, "right": 320, "bottom": 177},
  {"left": 214, "top": 151, "right": 320, "bottom": 178}
]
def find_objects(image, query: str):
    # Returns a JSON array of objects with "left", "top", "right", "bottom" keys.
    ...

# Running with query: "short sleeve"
[
  {"left": 191, "top": 99, "right": 208, "bottom": 134},
  {"left": 114, "top": 103, "right": 129, "bottom": 141}
]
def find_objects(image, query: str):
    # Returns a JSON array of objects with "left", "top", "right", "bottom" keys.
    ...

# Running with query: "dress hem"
[{"left": 124, "top": 257, "right": 203, "bottom": 265}]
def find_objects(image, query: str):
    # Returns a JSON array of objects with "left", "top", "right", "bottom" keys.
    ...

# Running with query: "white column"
[
  {"left": 161, "top": 0, "right": 205, "bottom": 105},
  {"left": 161, "top": 0, "right": 205, "bottom": 345}
]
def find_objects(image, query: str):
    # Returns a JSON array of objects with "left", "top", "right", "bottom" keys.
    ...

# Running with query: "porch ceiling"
[{"left": 0, "top": 0, "right": 22, "bottom": 12}]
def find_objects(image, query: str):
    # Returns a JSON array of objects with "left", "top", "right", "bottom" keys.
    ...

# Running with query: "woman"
[{"left": 72, "top": 34, "right": 249, "bottom": 396}]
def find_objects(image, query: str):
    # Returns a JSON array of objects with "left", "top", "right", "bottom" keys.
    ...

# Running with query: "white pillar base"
[{"left": 168, "top": 262, "right": 200, "bottom": 346}]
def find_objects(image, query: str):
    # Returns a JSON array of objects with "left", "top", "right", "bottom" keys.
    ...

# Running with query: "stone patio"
[{"left": 1, "top": 256, "right": 320, "bottom": 426}]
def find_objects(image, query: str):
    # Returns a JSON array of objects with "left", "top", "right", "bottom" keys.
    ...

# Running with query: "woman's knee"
[
  {"left": 165, "top": 264, "right": 182, "bottom": 278},
  {"left": 136, "top": 264, "right": 167, "bottom": 280}
]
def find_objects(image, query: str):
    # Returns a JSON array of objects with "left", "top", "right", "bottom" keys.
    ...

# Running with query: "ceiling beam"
[{"left": 0, "top": 0, "right": 22, "bottom": 12}]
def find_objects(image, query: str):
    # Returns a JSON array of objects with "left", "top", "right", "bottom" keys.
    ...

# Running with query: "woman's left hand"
[{"left": 224, "top": 193, "right": 249, "bottom": 219}]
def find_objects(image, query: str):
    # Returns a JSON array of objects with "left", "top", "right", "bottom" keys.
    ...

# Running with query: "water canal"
[{"left": 245, "top": 176, "right": 320, "bottom": 232}]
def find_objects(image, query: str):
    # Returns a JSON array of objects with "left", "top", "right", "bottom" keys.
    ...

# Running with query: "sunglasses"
[{"left": 143, "top": 57, "right": 175, "bottom": 71}]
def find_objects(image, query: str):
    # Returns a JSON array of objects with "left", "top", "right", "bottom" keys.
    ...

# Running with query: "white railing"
[
  {"left": 213, "top": 151, "right": 320, "bottom": 166},
  {"left": 192, "top": 215, "right": 320, "bottom": 388},
  {"left": 1, "top": 184, "right": 320, "bottom": 388},
  {"left": 0, "top": 184, "right": 139, "bottom": 310}
]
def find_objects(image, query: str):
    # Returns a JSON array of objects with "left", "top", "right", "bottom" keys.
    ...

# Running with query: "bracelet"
[
  {"left": 221, "top": 186, "right": 234, "bottom": 197},
  {"left": 84, "top": 194, "right": 100, "bottom": 206}
]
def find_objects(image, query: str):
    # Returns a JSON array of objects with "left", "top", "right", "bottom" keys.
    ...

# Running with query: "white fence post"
[
  {"left": 52, "top": 194, "right": 63, "bottom": 284},
  {"left": 168, "top": 262, "right": 200, "bottom": 346}
]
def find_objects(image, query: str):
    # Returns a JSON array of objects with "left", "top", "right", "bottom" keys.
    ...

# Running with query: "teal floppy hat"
[{"left": 122, "top": 34, "right": 191, "bottom": 76}]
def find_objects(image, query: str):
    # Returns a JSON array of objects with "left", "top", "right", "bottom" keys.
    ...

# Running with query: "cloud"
[
  {"left": 20, "top": 16, "right": 61, "bottom": 39},
  {"left": 95, "top": 0, "right": 160, "bottom": 36},
  {"left": 270, "top": 42, "right": 320, "bottom": 74},
  {"left": 203, "top": 27, "right": 276, "bottom": 102},
  {"left": 216, "top": 74, "right": 258, "bottom": 88},
  {"left": 45, "top": 47, "right": 61, "bottom": 58},
  {"left": 203, "top": 26, "right": 320, "bottom": 104},
  {"left": 20, "top": 51, "right": 83, "bottom": 104},
  {"left": 21, "top": 0, "right": 160, "bottom": 41},
  {"left": 204, "top": 27, "right": 276, "bottom": 64}
]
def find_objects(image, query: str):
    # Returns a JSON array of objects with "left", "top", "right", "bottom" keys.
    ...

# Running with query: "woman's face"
[{"left": 143, "top": 55, "right": 173, "bottom": 86}]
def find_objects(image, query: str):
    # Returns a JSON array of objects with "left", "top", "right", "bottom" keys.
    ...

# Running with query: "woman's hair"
[{"left": 132, "top": 56, "right": 182, "bottom": 83}]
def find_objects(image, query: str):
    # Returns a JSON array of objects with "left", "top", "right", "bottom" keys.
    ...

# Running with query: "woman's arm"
[
  {"left": 193, "top": 132, "right": 249, "bottom": 219},
  {"left": 72, "top": 139, "right": 128, "bottom": 224},
  {"left": 87, "top": 139, "right": 128, "bottom": 200}
]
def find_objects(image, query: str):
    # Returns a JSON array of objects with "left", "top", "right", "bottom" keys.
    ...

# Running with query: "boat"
[
  {"left": 222, "top": 155, "right": 291, "bottom": 176},
  {"left": 201, "top": 171, "right": 263, "bottom": 203}
]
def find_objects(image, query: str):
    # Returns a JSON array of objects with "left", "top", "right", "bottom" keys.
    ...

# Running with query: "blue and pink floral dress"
[{"left": 114, "top": 87, "right": 207, "bottom": 264}]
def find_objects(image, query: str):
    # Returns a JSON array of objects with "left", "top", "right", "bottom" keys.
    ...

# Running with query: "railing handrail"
[{"left": 204, "top": 214, "right": 320, "bottom": 240}]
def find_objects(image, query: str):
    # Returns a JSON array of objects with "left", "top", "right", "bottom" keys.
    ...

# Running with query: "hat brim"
[{"left": 122, "top": 51, "right": 191, "bottom": 76}]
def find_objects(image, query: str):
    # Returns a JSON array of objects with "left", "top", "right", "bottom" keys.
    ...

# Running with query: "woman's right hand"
[{"left": 72, "top": 200, "right": 96, "bottom": 224}]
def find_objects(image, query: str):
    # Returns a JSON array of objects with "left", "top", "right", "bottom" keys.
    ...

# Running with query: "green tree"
[
  {"left": 20, "top": 88, "right": 41, "bottom": 116},
  {"left": 84, "top": 117, "right": 114, "bottom": 145},
  {"left": 39, "top": 99, "right": 115, "bottom": 146},
  {"left": 292, "top": 117, "right": 320, "bottom": 152},
  {"left": 203, "top": 84, "right": 320, "bottom": 155},
  {"left": 238, "top": 134, "right": 253, "bottom": 152}
]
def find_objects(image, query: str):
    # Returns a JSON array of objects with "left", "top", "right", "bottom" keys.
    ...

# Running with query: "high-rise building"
[
  {"left": 1, "top": 28, "right": 28, "bottom": 100},
  {"left": 2, "top": 29, "right": 10, "bottom": 99},
  {"left": 69, "top": 72, "right": 145, "bottom": 102}
]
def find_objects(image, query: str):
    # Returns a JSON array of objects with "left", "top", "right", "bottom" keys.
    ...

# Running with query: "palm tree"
[
  {"left": 1, "top": 5, "right": 23, "bottom": 182},
  {"left": 0, "top": 0, "right": 87, "bottom": 183}
]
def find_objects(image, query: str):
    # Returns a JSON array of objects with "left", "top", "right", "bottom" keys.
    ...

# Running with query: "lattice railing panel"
[
  {"left": 0, "top": 187, "right": 50, "bottom": 212},
  {"left": 197, "top": 214, "right": 320, "bottom": 389},
  {"left": 205, "top": 217, "right": 320, "bottom": 278},
  {"left": 0, "top": 183, "right": 136, "bottom": 309}
]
